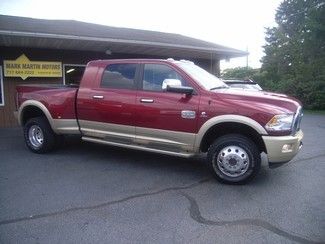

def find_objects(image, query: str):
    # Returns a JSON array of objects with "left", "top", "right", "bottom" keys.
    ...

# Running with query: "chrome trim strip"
[
  {"left": 79, "top": 120, "right": 196, "bottom": 152},
  {"left": 82, "top": 136, "right": 195, "bottom": 158},
  {"left": 291, "top": 106, "right": 303, "bottom": 135},
  {"left": 135, "top": 127, "right": 196, "bottom": 152},
  {"left": 140, "top": 99, "right": 154, "bottom": 103},
  {"left": 79, "top": 120, "right": 135, "bottom": 140},
  {"left": 181, "top": 110, "right": 196, "bottom": 119}
]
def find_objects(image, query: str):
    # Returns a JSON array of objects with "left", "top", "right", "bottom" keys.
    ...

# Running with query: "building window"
[
  {"left": 63, "top": 64, "right": 86, "bottom": 85},
  {"left": 0, "top": 66, "right": 4, "bottom": 106},
  {"left": 101, "top": 63, "right": 137, "bottom": 89}
]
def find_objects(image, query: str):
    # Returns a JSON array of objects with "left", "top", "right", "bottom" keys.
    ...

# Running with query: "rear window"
[{"left": 101, "top": 64, "right": 137, "bottom": 89}]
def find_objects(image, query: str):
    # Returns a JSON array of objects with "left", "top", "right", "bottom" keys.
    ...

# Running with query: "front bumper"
[{"left": 262, "top": 130, "right": 303, "bottom": 164}]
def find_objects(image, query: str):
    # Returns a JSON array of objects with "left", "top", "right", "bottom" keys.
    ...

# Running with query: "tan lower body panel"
[
  {"left": 135, "top": 127, "right": 196, "bottom": 153},
  {"left": 79, "top": 120, "right": 135, "bottom": 144},
  {"left": 82, "top": 136, "right": 195, "bottom": 158},
  {"left": 263, "top": 130, "right": 303, "bottom": 163},
  {"left": 78, "top": 120, "right": 196, "bottom": 155},
  {"left": 52, "top": 119, "right": 80, "bottom": 134}
]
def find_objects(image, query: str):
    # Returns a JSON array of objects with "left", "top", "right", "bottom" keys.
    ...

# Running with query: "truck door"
[
  {"left": 135, "top": 63, "right": 200, "bottom": 153},
  {"left": 77, "top": 63, "right": 139, "bottom": 144}
]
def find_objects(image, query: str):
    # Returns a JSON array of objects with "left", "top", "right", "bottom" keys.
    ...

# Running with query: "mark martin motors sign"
[{"left": 4, "top": 54, "right": 62, "bottom": 80}]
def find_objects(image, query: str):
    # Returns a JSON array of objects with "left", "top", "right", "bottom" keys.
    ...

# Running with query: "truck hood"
[{"left": 215, "top": 88, "right": 301, "bottom": 114}]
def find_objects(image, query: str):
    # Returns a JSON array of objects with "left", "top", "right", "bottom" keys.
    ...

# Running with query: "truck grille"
[{"left": 292, "top": 106, "right": 303, "bottom": 135}]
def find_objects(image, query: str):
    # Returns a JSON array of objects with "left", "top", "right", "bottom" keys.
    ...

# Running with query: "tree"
[
  {"left": 221, "top": 67, "right": 259, "bottom": 80},
  {"left": 261, "top": 0, "right": 325, "bottom": 109}
]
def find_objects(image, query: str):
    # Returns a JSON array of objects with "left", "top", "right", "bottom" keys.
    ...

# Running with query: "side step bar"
[{"left": 82, "top": 136, "right": 194, "bottom": 158}]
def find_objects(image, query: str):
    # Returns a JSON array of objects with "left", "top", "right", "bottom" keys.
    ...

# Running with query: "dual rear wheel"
[
  {"left": 23, "top": 118, "right": 260, "bottom": 184},
  {"left": 23, "top": 117, "right": 62, "bottom": 153}
]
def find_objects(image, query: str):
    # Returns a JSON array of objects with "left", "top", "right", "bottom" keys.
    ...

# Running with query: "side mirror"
[
  {"left": 162, "top": 79, "right": 182, "bottom": 89},
  {"left": 166, "top": 85, "right": 194, "bottom": 95},
  {"left": 162, "top": 78, "right": 194, "bottom": 95}
]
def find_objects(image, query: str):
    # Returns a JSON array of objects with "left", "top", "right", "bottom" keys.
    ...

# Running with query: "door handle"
[
  {"left": 140, "top": 98, "right": 154, "bottom": 103},
  {"left": 93, "top": 95, "right": 104, "bottom": 99}
]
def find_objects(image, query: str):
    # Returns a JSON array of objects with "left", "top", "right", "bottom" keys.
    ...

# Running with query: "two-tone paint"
[{"left": 16, "top": 59, "right": 303, "bottom": 163}]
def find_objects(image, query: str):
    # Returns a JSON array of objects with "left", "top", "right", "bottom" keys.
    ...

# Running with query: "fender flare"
[
  {"left": 194, "top": 114, "right": 268, "bottom": 152},
  {"left": 18, "top": 100, "right": 56, "bottom": 132}
]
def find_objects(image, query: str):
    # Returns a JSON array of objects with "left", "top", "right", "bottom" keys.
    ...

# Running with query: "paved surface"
[{"left": 0, "top": 114, "right": 324, "bottom": 244}]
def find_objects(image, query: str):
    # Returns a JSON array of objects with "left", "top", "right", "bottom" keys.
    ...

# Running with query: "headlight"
[{"left": 265, "top": 114, "right": 294, "bottom": 131}]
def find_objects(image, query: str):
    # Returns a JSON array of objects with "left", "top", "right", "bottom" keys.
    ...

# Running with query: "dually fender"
[
  {"left": 18, "top": 100, "right": 53, "bottom": 126},
  {"left": 193, "top": 114, "right": 268, "bottom": 153},
  {"left": 18, "top": 100, "right": 80, "bottom": 134}
]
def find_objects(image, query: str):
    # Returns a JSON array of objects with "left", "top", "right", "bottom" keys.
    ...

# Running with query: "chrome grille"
[{"left": 292, "top": 106, "right": 303, "bottom": 135}]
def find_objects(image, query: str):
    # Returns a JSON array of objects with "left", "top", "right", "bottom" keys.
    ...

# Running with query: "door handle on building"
[
  {"left": 140, "top": 98, "right": 154, "bottom": 103},
  {"left": 92, "top": 95, "right": 104, "bottom": 99}
]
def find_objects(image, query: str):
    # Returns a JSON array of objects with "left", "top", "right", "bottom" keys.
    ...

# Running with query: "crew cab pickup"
[{"left": 16, "top": 59, "right": 303, "bottom": 184}]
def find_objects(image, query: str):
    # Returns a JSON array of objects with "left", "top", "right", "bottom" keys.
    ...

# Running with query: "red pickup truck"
[{"left": 15, "top": 59, "right": 303, "bottom": 184}]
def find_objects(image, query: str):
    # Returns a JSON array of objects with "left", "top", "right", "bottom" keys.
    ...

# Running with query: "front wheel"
[
  {"left": 207, "top": 134, "right": 261, "bottom": 184},
  {"left": 23, "top": 117, "right": 59, "bottom": 153}
]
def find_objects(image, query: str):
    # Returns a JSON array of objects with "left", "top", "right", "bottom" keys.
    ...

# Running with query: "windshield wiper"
[{"left": 210, "top": 85, "right": 228, "bottom": 90}]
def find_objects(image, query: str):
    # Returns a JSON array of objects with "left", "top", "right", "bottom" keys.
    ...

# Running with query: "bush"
[{"left": 221, "top": 68, "right": 325, "bottom": 110}]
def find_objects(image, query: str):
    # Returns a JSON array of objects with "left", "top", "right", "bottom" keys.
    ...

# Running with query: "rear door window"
[{"left": 101, "top": 63, "right": 137, "bottom": 89}]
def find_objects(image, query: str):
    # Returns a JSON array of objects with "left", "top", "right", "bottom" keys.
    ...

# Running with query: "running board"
[{"left": 82, "top": 136, "right": 194, "bottom": 158}]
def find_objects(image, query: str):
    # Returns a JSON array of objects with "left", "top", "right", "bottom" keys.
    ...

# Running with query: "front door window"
[{"left": 142, "top": 64, "right": 188, "bottom": 92}]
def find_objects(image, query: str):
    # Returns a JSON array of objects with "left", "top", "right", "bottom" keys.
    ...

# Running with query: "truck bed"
[{"left": 16, "top": 84, "right": 79, "bottom": 123}]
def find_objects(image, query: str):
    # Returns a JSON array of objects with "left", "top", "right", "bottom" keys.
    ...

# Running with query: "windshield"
[
  {"left": 228, "top": 83, "right": 262, "bottom": 91},
  {"left": 176, "top": 62, "right": 227, "bottom": 90}
]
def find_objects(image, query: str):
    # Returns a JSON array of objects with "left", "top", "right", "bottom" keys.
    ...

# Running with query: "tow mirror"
[
  {"left": 166, "top": 85, "right": 194, "bottom": 95},
  {"left": 162, "top": 78, "right": 194, "bottom": 95},
  {"left": 162, "top": 79, "right": 182, "bottom": 89}
]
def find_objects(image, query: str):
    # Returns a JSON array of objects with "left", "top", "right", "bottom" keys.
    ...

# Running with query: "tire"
[
  {"left": 207, "top": 134, "right": 261, "bottom": 184},
  {"left": 23, "top": 116, "right": 58, "bottom": 153}
]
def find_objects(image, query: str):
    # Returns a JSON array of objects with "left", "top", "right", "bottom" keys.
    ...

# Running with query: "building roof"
[{"left": 0, "top": 15, "right": 247, "bottom": 60}]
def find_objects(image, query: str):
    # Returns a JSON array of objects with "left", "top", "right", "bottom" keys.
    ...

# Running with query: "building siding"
[{"left": 0, "top": 46, "right": 220, "bottom": 127}]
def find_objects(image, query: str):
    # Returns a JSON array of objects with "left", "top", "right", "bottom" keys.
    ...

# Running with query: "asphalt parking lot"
[{"left": 0, "top": 114, "right": 324, "bottom": 244}]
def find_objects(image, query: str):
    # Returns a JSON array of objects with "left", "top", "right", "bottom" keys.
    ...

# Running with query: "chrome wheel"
[
  {"left": 28, "top": 125, "right": 44, "bottom": 148},
  {"left": 216, "top": 145, "right": 250, "bottom": 178}
]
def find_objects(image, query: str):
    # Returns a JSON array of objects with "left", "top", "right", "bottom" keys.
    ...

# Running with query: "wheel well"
[
  {"left": 200, "top": 122, "right": 266, "bottom": 153},
  {"left": 21, "top": 106, "right": 47, "bottom": 125}
]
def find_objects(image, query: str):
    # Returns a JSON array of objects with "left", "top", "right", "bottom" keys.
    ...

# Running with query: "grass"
[{"left": 304, "top": 109, "right": 325, "bottom": 115}]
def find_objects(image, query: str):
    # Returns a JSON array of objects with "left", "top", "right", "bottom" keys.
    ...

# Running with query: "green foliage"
[
  {"left": 223, "top": 0, "right": 325, "bottom": 110},
  {"left": 221, "top": 67, "right": 259, "bottom": 80},
  {"left": 260, "top": 0, "right": 325, "bottom": 109}
]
